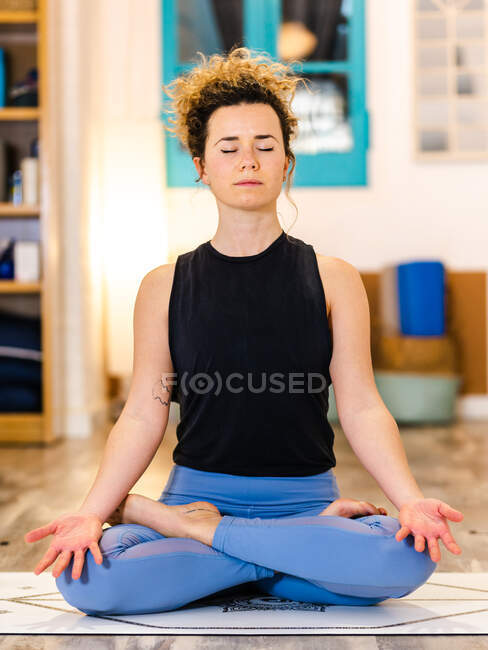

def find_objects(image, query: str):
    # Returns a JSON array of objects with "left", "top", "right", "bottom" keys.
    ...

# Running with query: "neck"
[{"left": 210, "top": 219, "right": 283, "bottom": 257}]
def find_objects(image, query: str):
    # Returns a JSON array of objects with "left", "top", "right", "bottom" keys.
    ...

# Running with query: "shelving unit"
[
  {"left": 413, "top": 0, "right": 488, "bottom": 159},
  {"left": 0, "top": 0, "right": 53, "bottom": 443}
]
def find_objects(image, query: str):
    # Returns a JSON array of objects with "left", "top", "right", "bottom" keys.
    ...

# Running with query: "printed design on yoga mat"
[{"left": 205, "top": 595, "right": 330, "bottom": 612}]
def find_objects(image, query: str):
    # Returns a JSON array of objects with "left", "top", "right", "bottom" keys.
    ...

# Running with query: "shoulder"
[
  {"left": 315, "top": 253, "right": 370, "bottom": 327},
  {"left": 135, "top": 263, "right": 177, "bottom": 315},
  {"left": 136, "top": 241, "right": 206, "bottom": 302},
  {"left": 148, "top": 262, "right": 176, "bottom": 278},
  {"left": 315, "top": 254, "right": 361, "bottom": 284},
  {"left": 315, "top": 254, "right": 362, "bottom": 318},
  {"left": 142, "top": 263, "right": 176, "bottom": 289}
]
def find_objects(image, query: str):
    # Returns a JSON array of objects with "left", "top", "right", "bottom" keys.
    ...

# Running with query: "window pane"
[
  {"left": 419, "top": 130, "right": 449, "bottom": 152},
  {"left": 418, "top": 73, "right": 448, "bottom": 96},
  {"left": 290, "top": 73, "right": 353, "bottom": 153},
  {"left": 417, "top": 45, "right": 448, "bottom": 68},
  {"left": 417, "top": 100, "right": 449, "bottom": 126},
  {"left": 456, "top": 13, "right": 485, "bottom": 38},
  {"left": 456, "top": 73, "right": 487, "bottom": 96},
  {"left": 464, "top": 0, "right": 485, "bottom": 10},
  {"left": 177, "top": 0, "right": 243, "bottom": 63},
  {"left": 417, "top": 0, "right": 442, "bottom": 10},
  {"left": 418, "top": 0, "right": 485, "bottom": 10},
  {"left": 417, "top": 16, "right": 447, "bottom": 39},
  {"left": 278, "top": 0, "right": 351, "bottom": 62},
  {"left": 455, "top": 43, "right": 485, "bottom": 67},
  {"left": 457, "top": 128, "right": 487, "bottom": 151},
  {"left": 456, "top": 100, "right": 488, "bottom": 124}
]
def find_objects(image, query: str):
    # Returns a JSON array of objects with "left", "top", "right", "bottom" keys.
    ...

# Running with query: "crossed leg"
[
  {"left": 56, "top": 522, "right": 274, "bottom": 615},
  {"left": 55, "top": 508, "right": 437, "bottom": 615},
  {"left": 232, "top": 512, "right": 437, "bottom": 605}
]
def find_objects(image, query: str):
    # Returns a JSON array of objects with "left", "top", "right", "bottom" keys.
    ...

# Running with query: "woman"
[{"left": 24, "top": 47, "right": 463, "bottom": 616}]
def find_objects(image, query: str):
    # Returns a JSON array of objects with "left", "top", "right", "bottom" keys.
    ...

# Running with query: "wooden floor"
[{"left": 1, "top": 417, "right": 487, "bottom": 649}]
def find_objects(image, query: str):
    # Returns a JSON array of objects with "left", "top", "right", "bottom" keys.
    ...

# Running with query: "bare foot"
[
  {"left": 319, "top": 497, "right": 388, "bottom": 519},
  {"left": 107, "top": 494, "right": 222, "bottom": 545}
]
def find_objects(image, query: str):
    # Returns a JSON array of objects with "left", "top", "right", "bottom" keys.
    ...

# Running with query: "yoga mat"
[{"left": 1, "top": 572, "right": 487, "bottom": 635}]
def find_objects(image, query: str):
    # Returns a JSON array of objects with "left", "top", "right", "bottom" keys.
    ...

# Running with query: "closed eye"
[{"left": 221, "top": 148, "right": 274, "bottom": 153}]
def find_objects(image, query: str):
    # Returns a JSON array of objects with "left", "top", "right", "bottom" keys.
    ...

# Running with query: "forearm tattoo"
[{"left": 151, "top": 377, "right": 171, "bottom": 406}]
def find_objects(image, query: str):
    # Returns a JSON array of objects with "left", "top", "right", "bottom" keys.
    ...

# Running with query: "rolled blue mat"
[{"left": 397, "top": 261, "right": 445, "bottom": 336}]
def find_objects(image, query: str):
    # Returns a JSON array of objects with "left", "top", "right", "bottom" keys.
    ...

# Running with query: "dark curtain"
[
  {"left": 210, "top": 0, "right": 346, "bottom": 61},
  {"left": 211, "top": 0, "right": 244, "bottom": 54},
  {"left": 282, "top": 0, "right": 346, "bottom": 61}
]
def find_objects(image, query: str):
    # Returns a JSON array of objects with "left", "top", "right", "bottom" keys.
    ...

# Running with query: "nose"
[{"left": 239, "top": 151, "right": 259, "bottom": 171}]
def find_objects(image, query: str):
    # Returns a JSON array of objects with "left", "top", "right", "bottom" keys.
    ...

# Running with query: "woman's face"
[{"left": 193, "top": 102, "right": 290, "bottom": 212}]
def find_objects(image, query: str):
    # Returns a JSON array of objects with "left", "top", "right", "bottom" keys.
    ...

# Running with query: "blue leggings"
[{"left": 55, "top": 464, "right": 437, "bottom": 615}]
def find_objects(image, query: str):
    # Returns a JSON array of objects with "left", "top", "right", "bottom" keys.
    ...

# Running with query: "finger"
[
  {"left": 52, "top": 551, "right": 72, "bottom": 579},
  {"left": 427, "top": 537, "right": 441, "bottom": 563},
  {"left": 33, "top": 547, "right": 59, "bottom": 575},
  {"left": 440, "top": 530, "right": 462, "bottom": 555},
  {"left": 396, "top": 525, "right": 411, "bottom": 542},
  {"left": 438, "top": 502, "right": 464, "bottom": 522},
  {"left": 437, "top": 519, "right": 462, "bottom": 554},
  {"left": 379, "top": 507, "right": 388, "bottom": 515},
  {"left": 71, "top": 549, "right": 86, "bottom": 580},
  {"left": 414, "top": 534, "right": 426, "bottom": 553},
  {"left": 89, "top": 542, "right": 104, "bottom": 565},
  {"left": 25, "top": 522, "right": 56, "bottom": 544}
]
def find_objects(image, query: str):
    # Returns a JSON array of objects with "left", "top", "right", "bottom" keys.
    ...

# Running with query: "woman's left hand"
[{"left": 395, "top": 498, "right": 464, "bottom": 562}]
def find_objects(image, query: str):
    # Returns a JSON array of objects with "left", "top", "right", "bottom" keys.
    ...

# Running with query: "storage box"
[
  {"left": 372, "top": 334, "right": 459, "bottom": 373},
  {"left": 14, "top": 240, "right": 40, "bottom": 282},
  {"left": 327, "top": 370, "right": 462, "bottom": 425}
]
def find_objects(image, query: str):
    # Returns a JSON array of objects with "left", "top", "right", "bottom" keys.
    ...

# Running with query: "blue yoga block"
[
  {"left": 397, "top": 261, "right": 445, "bottom": 335},
  {"left": 327, "top": 371, "right": 461, "bottom": 425}
]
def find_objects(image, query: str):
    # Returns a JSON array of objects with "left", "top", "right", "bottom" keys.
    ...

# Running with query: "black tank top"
[{"left": 168, "top": 229, "right": 336, "bottom": 476}]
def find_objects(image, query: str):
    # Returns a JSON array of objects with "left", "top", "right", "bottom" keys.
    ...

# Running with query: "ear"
[
  {"left": 193, "top": 157, "right": 209, "bottom": 185},
  {"left": 283, "top": 155, "right": 290, "bottom": 181}
]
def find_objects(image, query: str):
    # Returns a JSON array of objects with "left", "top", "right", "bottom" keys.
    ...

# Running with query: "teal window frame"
[{"left": 161, "top": 0, "right": 369, "bottom": 187}]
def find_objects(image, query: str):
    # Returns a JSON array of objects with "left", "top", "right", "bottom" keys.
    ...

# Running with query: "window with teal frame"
[{"left": 161, "top": 0, "right": 369, "bottom": 187}]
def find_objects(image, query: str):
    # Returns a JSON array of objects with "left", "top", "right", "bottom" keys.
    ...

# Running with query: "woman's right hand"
[{"left": 24, "top": 512, "right": 104, "bottom": 580}]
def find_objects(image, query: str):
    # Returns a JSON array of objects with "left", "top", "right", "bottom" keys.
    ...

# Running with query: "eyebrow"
[{"left": 214, "top": 134, "right": 278, "bottom": 146}]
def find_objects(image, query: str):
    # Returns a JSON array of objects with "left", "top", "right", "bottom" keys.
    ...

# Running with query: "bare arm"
[
  {"left": 77, "top": 263, "right": 176, "bottom": 523},
  {"left": 317, "top": 255, "right": 424, "bottom": 511}
]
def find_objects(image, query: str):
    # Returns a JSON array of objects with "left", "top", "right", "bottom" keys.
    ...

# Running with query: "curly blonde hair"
[{"left": 162, "top": 46, "right": 309, "bottom": 232}]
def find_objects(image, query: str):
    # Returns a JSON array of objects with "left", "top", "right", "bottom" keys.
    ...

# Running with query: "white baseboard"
[{"left": 456, "top": 395, "right": 488, "bottom": 420}]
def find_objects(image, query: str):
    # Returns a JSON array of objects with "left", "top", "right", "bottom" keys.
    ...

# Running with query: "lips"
[{"left": 236, "top": 181, "right": 262, "bottom": 185}]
